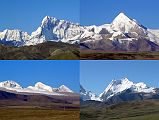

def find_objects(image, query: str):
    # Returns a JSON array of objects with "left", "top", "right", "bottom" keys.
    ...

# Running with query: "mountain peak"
[
  {"left": 58, "top": 85, "right": 73, "bottom": 93},
  {"left": 35, "top": 82, "right": 43, "bottom": 86},
  {"left": 121, "top": 77, "right": 132, "bottom": 83},
  {"left": 117, "top": 12, "right": 128, "bottom": 17},
  {"left": 113, "top": 12, "right": 130, "bottom": 23},
  {"left": 80, "top": 84, "right": 100, "bottom": 101},
  {"left": 99, "top": 78, "right": 134, "bottom": 100},
  {"left": 41, "top": 16, "right": 58, "bottom": 26},
  {"left": 0, "top": 80, "right": 22, "bottom": 89},
  {"left": 110, "top": 77, "right": 133, "bottom": 86},
  {"left": 110, "top": 12, "right": 147, "bottom": 36},
  {"left": 35, "top": 82, "right": 53, "bottom": 92}
]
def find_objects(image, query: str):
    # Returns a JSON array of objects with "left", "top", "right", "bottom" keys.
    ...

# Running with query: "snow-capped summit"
[
  {"left": 99, "top": 78, "right": 155, "bottom": 101},
  {"left": 57, "top": 85, "right": 73, "bottom": 93},
  {"left": 0, "top": 29, "right": 30, "bottom": 46},
  {"left": 99, "top": 78, "right": 134, "bottom": 100},
  {"left": 112, "top": 12, "right": 131, "bottom": 23},
  {"left": 34, "top": 82, "right": 53, "bottom": 92},
  {"left": 0, "top": 80, "right": 22, "bottom": 89},
  {"left": 27, "top": 82, "right": 74, "bottom": 93},
  {"left": 110, "top": 12, "right": 147, "bottom": 36},
  {"left": 80, "top": 85, "right": 100, "bottom": 101},
  {"left": 41, "top": 16, "right": 58, "bottom": 27},
  {"left": 30, "top": 16, "right": 84, "bottom": 44}
]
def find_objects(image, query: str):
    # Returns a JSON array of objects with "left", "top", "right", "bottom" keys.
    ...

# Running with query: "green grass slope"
[
  {"left": 0, "top": 42, "right": 79, "bottom": 60},
  {"left": 80, "top": 100, "right": 159, "bottom": 120}
]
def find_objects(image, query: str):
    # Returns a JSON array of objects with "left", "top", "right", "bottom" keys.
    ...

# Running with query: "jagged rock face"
[
  {"left": 82, "top": 38, "right": 159, "bottom": 52},
  {"left": 30, "top": 16, "right": 84, "bottom": 45},
  {"left": 0, "top": 29, "right": 30, "bottom": 41},
  {"left": 0, "top": 29, "right": 30, "bottom": 46}
]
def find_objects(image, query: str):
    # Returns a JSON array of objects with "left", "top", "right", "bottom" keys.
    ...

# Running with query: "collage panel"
[
  {"left": 0, "top": 0, "right": 80, "bottom": 60},
  {"left": 80, "top": 60, "right": 159, "bottom": 120},
  {"left": 0, "top": 0, "right": 159, "bottom": 120},
  {"left": 0, "top": 60, "right": 80, "bottom": 120},
  {"left": 80, "top": 0, "right": 159, "bottom": 60}
]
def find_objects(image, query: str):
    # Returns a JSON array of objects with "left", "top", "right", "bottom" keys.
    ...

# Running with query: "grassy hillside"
[
  {"left": 80, "top": 100, "right": 159, "bottom": 120},
  {"left": 0, "top": 42, "right": 79, "bottom": 60},
  {"left": 80, "top": 50, "right": 159, "bottom": 60},
  {"left": 0, "top": 108, "right": 80, "bottom": 120}
]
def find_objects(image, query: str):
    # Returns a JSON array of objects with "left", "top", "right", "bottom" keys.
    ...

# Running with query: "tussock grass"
[{"left": 0, "top": 108, "right": 80, "bottom": 120}]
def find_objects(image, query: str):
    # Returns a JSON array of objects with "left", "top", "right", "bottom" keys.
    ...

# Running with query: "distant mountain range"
[
  {"left": 1, "top": 13, "right": 159, "bottom": 52},
  {"left": 0, "top": 80, "right": 74, "bottom": 95},
  {"left": 0, "top": 81, "right": 79, "bottom": 109},
  {"left": 80, "top": 78, "right": 159, "bottom": 105}
]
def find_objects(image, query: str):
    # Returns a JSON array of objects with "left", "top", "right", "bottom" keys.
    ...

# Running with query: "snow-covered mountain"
[
  {"left": 0, "top": 16, "right": 84, "bottom": 47},
  {"left": 80, "top": 13, "right": 159, "bottom": 51},
  {"left": 1, "top": 13, "right": 159, "bottom": 51},
  {"left": 0, "top": 80, "right": 22, "bottom": 89},
  {"left": 0, "top": 29, "right": 30, "bottom": 46},
  {"left": 29, "top": 16, "right": 84, "bottom": 45},
  {"left": 110, "top": 13, "right": 147, "bottom": 37},
  {"left": 99, "top": 78, "right": 155, "bottom": 101},
  {"left": 28, "top": 82, "right": 53, "bottom": 92},
  {"left": 80, "top": 78, "right": 157, "bottom": 103},
  {"left": 57, "top": 85, "right": 74, "bottom": 93},
  {"left": 0, "top": 80, "right": 74, "bottom": 96},
  {"left": 80, "top": 85, "right": 100, "bottom": 101}
]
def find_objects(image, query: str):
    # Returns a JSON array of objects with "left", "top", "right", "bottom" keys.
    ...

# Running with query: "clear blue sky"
[
  {"left": 80, "top": 60, "right": 159, "bottom": 95},
  {"left": 1, "top": 0, "right": 158, "bottom": 34},
  {"left": 0, "top": 60, "right": 79, "bottom": 93},
  {"left": 0, "top": 0, "right": 79, "bottom": 34},
  {"left": 81, "top": 0, "right": 159, "bottom": 29}
]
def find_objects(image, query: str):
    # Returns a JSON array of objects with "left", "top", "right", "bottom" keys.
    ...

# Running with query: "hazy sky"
[
  {"left": 0, "top": 60, "right": 79, "bottom": 93},
  {"left": 80, "top": 60, "right": 159, "bottom": 95},
  {"left": 81, "top": 0, "right": 159, "bottom": 29},
  {"left": 0, "top": 0, "right": 79, "bottom": 33}
]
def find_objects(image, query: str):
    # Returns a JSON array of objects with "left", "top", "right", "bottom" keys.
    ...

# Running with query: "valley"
[{"left": 80, "top": 100, "right": 159, "bottom": 120}]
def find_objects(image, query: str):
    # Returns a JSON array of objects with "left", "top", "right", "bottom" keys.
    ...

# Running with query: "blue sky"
[
  {"left": 1, "top": 0, "right": 158, "bottom": 34},
  {"left": 81, "top": 0, "right": 159, "bottom": 29},
  {"left": 0, "top": 0, "right": 79, "bottom": 34},
  {"left": 0, "top": 60, "right": 79, "bottom": 93},
  {"left": 80, "top": 60, "right": 159, "bottom": 95}
]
